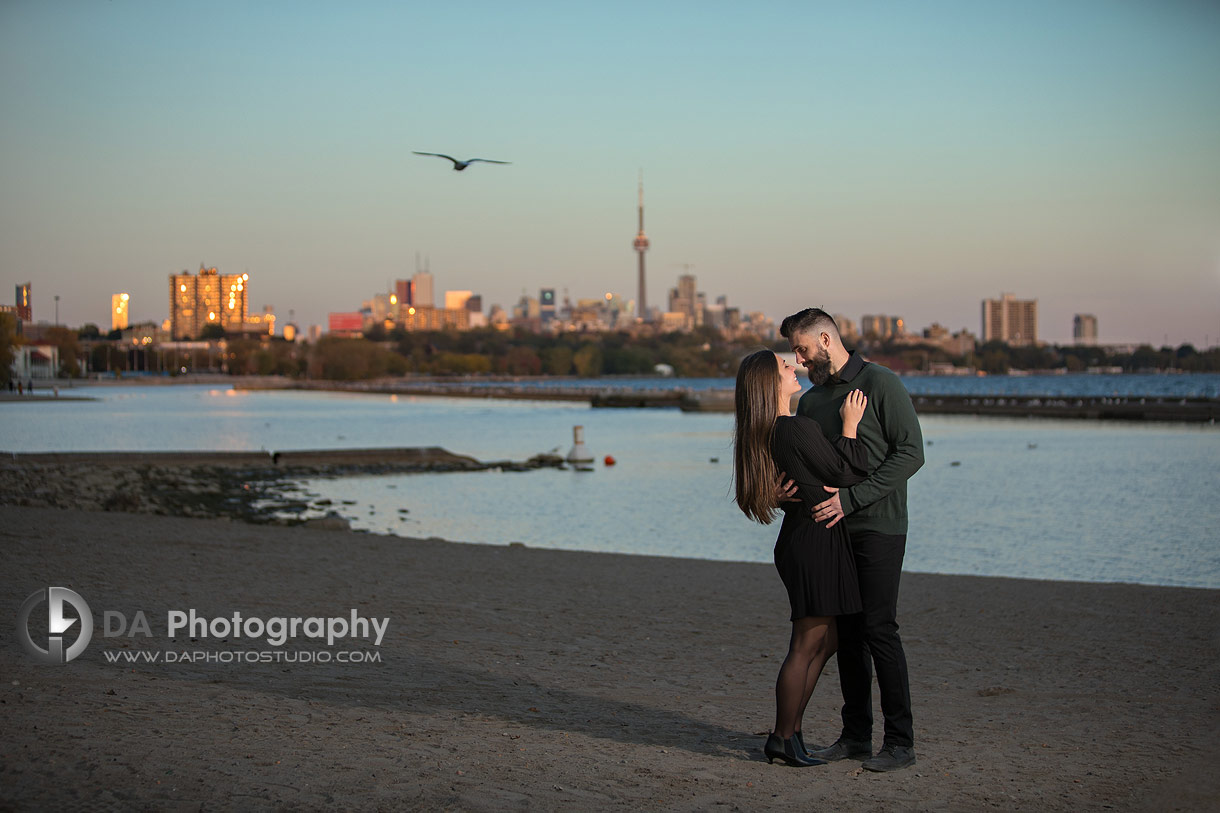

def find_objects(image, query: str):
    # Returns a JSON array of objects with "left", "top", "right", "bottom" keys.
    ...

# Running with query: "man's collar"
[{"left": 829, "top": 351, "right": 865, "bottom": 384}]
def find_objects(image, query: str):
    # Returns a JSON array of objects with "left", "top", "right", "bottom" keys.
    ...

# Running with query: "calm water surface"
[{"left": 3, "top": 383, "right": 1217, "bottom": 588}]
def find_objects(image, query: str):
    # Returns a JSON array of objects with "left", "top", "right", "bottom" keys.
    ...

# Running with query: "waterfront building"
[
  {"left": 982, "top": 292, "right": 1038, "bottom": 346},
  {"left": 15, "top": 282, "right": 32, "bottom": 321},
  {"left": 1073, "top": 313, "right": 1098, "bottom": 346},
  {"left": 169, "top": 265, "right": 249, "bottom": 339},
  {"left": 12, "top": 344, "right": 59, "bottom": 380},
  {"left": 861, "top": 314, "right": 904, "bottom": 340},
  {"left": 833, "top": 314, "right": 858, "bottom": 343},
  {"left": 111, "top": 293, "right": 130, "bottom": 331},
  {"left": 923, "top": 323, "right": 978, "bottom": 356}
]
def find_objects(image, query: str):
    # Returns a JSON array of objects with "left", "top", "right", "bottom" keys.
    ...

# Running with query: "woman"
[{"left": 733, "top": 349, "right": 869, "bottom": 767}]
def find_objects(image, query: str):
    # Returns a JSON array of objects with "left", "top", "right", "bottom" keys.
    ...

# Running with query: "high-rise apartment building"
[
  {"left": 981, "top": 293, "right": 1038, "bottom": 346},
  {"left": 833, "top": 314, "right": 858, "bottom": 343},
  {"left": 1073, "top": 314, "right": 1098, "bottom": 345},
  {"left": 112, "top": 293, "right": 130, "bottom": 331},
  {"left": 440, "top": 290, "right": 470, "bottom": 311},
  {"left": 169, "top": 265, "right": 249, "bottom": 339},
  {"left": 15, "top": 283, "right": 31, "bottom": 321}
]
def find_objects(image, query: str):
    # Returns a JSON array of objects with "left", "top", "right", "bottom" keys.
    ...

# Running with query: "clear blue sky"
[{"left": 2, "top": 0, "right": 1218, "bottom": 345}]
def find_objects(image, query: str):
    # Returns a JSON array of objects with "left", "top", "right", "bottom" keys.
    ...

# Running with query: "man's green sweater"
[{"left": 796, "top": 352, "right": 924, "bottom": 536}]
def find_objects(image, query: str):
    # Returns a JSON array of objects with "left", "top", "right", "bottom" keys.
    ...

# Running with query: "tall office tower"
[
  {"left": 412, "top": 271, "right": 434, "bottom": 308},
  {"left": 667, "top": 273, "right": 700, "bottom": 328},
  {"left": 169, "top": 265, "right": 249, "bottom": 339},
  {"left": 678, "top": 274, "right": 696, "bottom": 311},
  {"left": 112, "top": 293, "right": 130, "bottom": 331},
  {"left": 395, "top": 279, "right": 413, "bottom": 306},
  {"left": 633, "top": 174, "right": 650, "bottom": 320},
  {"left": 982, "top": 293, "right": 1038, "bottom": 346},
  {"left": 1073, "top": 313, "right": 1098, "bottom": 345},
  {"left": 15, "top": 283, "right": 31, "bottom": 321},
  {"left": 539, "top": 288, "right": 556, "bottom": 323}
]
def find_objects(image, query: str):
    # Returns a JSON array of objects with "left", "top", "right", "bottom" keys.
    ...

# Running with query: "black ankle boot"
[{"left": 764, "top": 733, "right": 827, "bottom": 767}]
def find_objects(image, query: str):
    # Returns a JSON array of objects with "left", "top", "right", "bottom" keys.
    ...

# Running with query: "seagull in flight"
[{"left": 412, "top": 151, "right": 511, "bottom": 171}]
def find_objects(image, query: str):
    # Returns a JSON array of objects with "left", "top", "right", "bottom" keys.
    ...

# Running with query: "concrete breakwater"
[
  {"left": 232, "top": 380, "right": 1219, "bottom": 422},
  {"left": 675, "top": 391, "right": 1220, "bottom": 421},
  {"left": 0, "top": 447, "right": 564, "bottom": 528}
]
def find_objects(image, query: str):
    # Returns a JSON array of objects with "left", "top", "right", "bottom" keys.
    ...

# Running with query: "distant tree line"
[
  {"left": 856, "top": 338, "right": 1220, "bottom": 375},
  {"left": 5, "top": 317, "right": 1218, "bottom": 380},
  {"left": 314, "top": 326, "right": 766, "bottom": 380}
]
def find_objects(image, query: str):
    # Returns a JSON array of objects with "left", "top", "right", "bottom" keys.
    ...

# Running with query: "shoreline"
[
  {"left": 3, "top": 504, "right": 1218, "bottom": 810},
  {"left": 5, "top": 374, "right": 1217, "bottom": 421}
]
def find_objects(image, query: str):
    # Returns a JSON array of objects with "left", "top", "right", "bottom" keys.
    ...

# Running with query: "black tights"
[{"left": 774, "top": 616, "right": 837, "bottom": 739}]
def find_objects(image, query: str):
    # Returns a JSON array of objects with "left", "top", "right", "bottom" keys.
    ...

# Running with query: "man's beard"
[{"left": 805, "top": 346, "right": 833, "bottom": 385}]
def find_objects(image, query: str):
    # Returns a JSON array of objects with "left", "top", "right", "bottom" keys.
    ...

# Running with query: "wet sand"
[{"left": 2, "top": 504, "right": 1218, "bottom": 811}]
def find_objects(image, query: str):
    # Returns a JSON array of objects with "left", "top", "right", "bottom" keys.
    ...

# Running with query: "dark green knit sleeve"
[{"left": 840, "top": 371, "right": 924, "bottom": 514}]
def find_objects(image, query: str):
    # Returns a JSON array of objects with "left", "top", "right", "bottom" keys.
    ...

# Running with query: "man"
[{"left": 780, "top": 307, "right": 924, "bottom": 772}]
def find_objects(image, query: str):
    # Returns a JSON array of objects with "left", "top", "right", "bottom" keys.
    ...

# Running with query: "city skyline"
[{"left": 2, "top": 1, "right": 1218, "bottom": 346}]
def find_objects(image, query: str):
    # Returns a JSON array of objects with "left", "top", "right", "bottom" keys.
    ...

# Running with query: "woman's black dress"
[{"left": 770, "top": 415, "right": 870, "bottom": 620}]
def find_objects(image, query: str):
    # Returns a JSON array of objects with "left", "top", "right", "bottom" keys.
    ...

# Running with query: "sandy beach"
[{"left": 2, "top": 504, "right": 1218, "bottom": 811}]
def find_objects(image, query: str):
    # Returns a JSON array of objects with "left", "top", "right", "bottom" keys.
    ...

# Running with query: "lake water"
[{"left": 3, "top": 381, "right": 1218, "bottom": 589}]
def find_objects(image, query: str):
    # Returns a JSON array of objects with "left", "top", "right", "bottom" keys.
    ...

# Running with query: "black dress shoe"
[
  {"left": 862, "top": 744, "right": 916, "bottom": 772},
  {"left": 764, "top": 733, "right": 827, "bottom": 767},
  {"left": 810, "top": 737, "right": 872, "bottom": 761}
]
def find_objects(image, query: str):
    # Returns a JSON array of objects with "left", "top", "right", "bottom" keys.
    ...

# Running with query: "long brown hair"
[{"left": 734, "top": 349, "right": 782, "bottom": 524}]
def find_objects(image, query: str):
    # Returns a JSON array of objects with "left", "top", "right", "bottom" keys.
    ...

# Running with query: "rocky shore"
[{"left": 0, "top": 448, "right": 564, "bottom": 528}]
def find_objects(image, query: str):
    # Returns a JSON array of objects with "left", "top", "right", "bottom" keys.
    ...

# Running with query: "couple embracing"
[{"left": 733, "top": 307, "right": 924, "bottom": 772}]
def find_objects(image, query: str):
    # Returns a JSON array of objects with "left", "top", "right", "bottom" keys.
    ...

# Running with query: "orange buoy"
[{"left": 603, "top": 455, "right": 616, "bottom": 466}]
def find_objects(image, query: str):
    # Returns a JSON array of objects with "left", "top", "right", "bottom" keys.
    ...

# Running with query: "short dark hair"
[{"left": 780, "top": 308, "right": 838, "bottom": 340}]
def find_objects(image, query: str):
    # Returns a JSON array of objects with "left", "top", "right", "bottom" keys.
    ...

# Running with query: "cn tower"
[{"left": 633, "top": 172, "right": 650, "bottom": 321}]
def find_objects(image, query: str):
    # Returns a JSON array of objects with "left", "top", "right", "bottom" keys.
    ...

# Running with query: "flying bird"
[{"left": 412, "top": 151, "right": 511, "bottom": 171}]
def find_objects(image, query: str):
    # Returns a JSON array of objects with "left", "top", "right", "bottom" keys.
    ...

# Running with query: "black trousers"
[{"left": 835, "top": 530, "right": 914, "bottom": 748}]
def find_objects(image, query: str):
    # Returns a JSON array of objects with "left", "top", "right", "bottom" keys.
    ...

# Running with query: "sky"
[{"left": 2, "top": 0, "right": 1218, "bottom": 346}]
